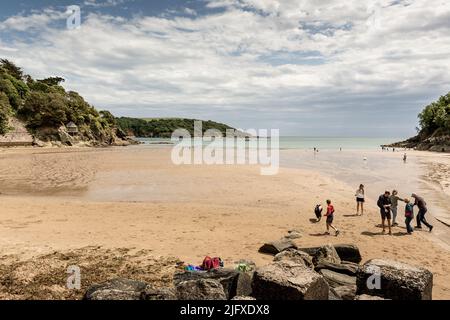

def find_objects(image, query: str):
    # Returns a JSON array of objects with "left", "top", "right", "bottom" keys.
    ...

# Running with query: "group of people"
[
  {"left": 377, "top": 190, "right": 433, "bottom": 235},
  {"left": 355, "top": 184, "right": 433, "bottom": 235},
  {"left": 314, "top": 184, "right": 434, "bottom": 237}
]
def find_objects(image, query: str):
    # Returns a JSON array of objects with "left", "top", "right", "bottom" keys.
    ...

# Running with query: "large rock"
[
  {"left": 332, "top": 285, "right": 357, "bottom": 300},
  {"left": 232, "top": 296, "right": 257, "bottom": 301},
  {"left": 356, "top": 259, "right": 433, "bottom": 300},
  {"left": 334, "top": 244, "right": 362, "bottom": 264},
  {"left": 355, "top": 294, "right": 389, "bottom": 300},
  {"left": 328, "top": 288, "right": 342, "bottom": 300},
  {"left": 176, "top": 279, "right": 227, "bottom": 300},
  {"left": 259, "top": 238, "right": 297, "bottom": 255},
  {"left": 299, "top": 245, "right": 341, "bottom": 266},
  {"left": 315, "top": 261, "right": 359, "bottom": 276},
  {"left": 84, "top": 278, "right": 147, "bottom": 300},
  {"left": 320, "top": 269, "right": 356, "bottom": 288},
  {"left": 252, "top": 260, "right": 329, "bottom": 300},
  {"left": 284, "top": 230, "right": 302, "bottom": 240},
  {"left": 174, "top": 269, "right": 250, "bottom": 299},
  {"left": 274, "top": 249, "right": 314, "bottom": 269},
  {"left": 141, "top": 286, "right": 177, "bottom": 300}
]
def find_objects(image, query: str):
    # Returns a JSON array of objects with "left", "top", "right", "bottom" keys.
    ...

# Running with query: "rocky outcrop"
[
  {"left": 356, "top": 259, "right": 433, "bottom": 300},
  {"left": 274, "top": 249, "right": 314, "bottom": 269},
  {"left": 252, "top": 260, "right": 329, "bottom": 300},
  {"left": 259, "top": 238, "right": 297, "bottom": 255},
  {"left": 315, "top": 261, "right": 359, "bottom": 277},
  {"left": 284, "top": 230, "right": 302, "bottom": 240},
  {"left": 319, "top": 269, "right": 356, "bottom": 288},
  {"left": 386, "top": 132, "right": 450, "bottom": 152},
  {"left": 174, "top": 268, "right": 251, "bottom": 299},
  {"left": 332, "top": 285, "right": 357, "bottom": 300},
  {"left": 333, "top": 244, "right": 362, "bottom": 264},
  {"left": 176, "top": 279, "right": 227, "bottom": 300},
  {"left": 298, "top": 245, "right": 341, "bottom": 266},
  {"left": 355, "top": 294, "right": 389, "bottom": 300},
  {"left": 84, "top": 278, "right": 148, "bottom": 300},
  {"left": 141, "top": 286, "right": 177, "bottom": 300},
  {"left": 232, "top": 296, "right": 257, "bottom": 301}
]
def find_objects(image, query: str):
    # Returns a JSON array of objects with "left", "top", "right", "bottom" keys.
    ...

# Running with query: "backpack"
[
  {"left": 201, "top": 256, "right": 223, "bottom": 271},
  {"left": 315, "top": 205, "right": 323, "bottom": 219}
]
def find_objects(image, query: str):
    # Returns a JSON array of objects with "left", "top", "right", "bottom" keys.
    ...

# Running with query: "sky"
[{"left": 0, "top": 0, "right": 449, "bottom": 137}]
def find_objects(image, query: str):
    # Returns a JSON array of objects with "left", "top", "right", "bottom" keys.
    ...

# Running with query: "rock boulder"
[
  {"left": 259, "top": 238, "right": 297, "bottom": 255},
  {"left": 176, "top": 279, "right": 227, "bottom": 300},
  {"left": 252, "top": 260, "right": 329, "bottom": 300},
  {"left": 84, "top": 278, "right": 147, "bottom": 301},
  {"left": 356, "top": 259, "right": 433, "bottom": 300}
]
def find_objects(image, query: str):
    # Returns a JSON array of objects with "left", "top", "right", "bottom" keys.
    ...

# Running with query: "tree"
[
  {"left": 38, "top": 77, "right": 65, "bottom": 86},
  {"left": 418, "top": 92, "right": 450, "bottom": 135},
  {"left": 20, "top": 92, "right": 68, "bottom": 128},
  {"left": 0, "top": 78, "right": 21, "bottom": 109},
  {"left": 0, "top": 59, "right": 24, "bottom": 80},
  {"left": 0, "top": 92, "right": 12, "bottom": 134},
  {"left": 99, "top": 110, "right": 117, "bottom": 126}
]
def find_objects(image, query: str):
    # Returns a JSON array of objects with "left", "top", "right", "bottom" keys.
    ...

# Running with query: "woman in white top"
[{"left": 355, "top": 184, "right": 365, "bottom": 216}]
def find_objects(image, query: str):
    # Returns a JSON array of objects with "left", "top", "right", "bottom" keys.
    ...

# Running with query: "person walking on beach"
[
  {"left": 403, "top": 153, "right": 407, "bottom": 162},
  {"left": 412, "top": 194, "right": 433, "bottom": 232},
  {"left": 377, "top": 191, "right": 392, "bottom": 235},
  {"left": 324, "top": 200, "right": 340, "bottom": 236},
  {"left": 390, "top": 190, "right": 404, "bottom": 226},
  {"left": 355, "top": 184, "right": 365, "bottom": 216},
  {"left": 404, "top": 198, "right": 414, "bottom": 235}
]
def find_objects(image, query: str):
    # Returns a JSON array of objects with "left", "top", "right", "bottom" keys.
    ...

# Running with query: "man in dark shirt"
[
  {"left": 412, "top": 194, "right": 433, "bottom": 232},
  {"left": 377, "top": 191, "right": 392, "bottom": 235}
]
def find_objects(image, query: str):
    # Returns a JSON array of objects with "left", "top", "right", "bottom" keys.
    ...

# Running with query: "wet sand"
[{"left": 0, "top": 146, "right": 450, "bottom": 299}]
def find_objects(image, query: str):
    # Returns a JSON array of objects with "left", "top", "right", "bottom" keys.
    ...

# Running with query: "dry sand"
[{"left": 0, "top": 146, "right": 450, "bottom": 299}]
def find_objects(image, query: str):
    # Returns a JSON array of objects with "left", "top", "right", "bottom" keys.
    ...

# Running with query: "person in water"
[
  {"left": 412, "top": 194, "right": 433, "bottom": 232},
  {"left": 324, "top": 200, "right": 340, "bottom": 236},
  {"left": 404, "top": 198, "right": 414, "bottom": 235},
  {"left": 377, "top": 191, "right": 392, "bottom": 235},
  {"left": 355, "top": 184, "right": 365, "bottom": 216}
]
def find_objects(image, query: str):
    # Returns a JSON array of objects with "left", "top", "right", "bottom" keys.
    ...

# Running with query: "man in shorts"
[{"left": 377, "top": 191, "right": 392, "bottom": 235}]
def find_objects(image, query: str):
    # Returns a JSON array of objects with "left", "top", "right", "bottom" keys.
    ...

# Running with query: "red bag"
[{"left": 201, "top": 256, "right": 222, "bottom": 270}]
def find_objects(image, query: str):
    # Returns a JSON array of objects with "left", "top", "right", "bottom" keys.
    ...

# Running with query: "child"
[
  {"left": 324, "top": 200, "right": 340, "bottom": 236},
  {"left": 405, "top": 199, "right": 414, "bottom": 234}
]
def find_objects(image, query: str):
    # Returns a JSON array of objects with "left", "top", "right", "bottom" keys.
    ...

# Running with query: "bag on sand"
[
  {"left": 315, "top": 205, "right": 323, "bottom": 220},
  {"left": 201, "top": 256, "right": 223, "bottom": 271}
]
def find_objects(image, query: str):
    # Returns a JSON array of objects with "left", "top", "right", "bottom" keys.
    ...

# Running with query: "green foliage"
[
  {"left": 0, "top": 58, "right": 126, "bottom": 144},
  {"left": 418, "top": 92, "right": 450, "bottom": 135},
  {"left": 116, "top": 117, "right": 235, "bottom": 138},
  {"left": 0, "top": 59, "right": 24, "bottom": 80},
  {"left": 99, "top": 110, "right": 117, "bottom": 126},
  {"left": 38, "top": 77, "right": 65, "bottom": 86},
  {"left": 20, "top": 91, "right": 68, "bottom": 128},
  {"left": 0, "top": 77, "right": 21, "bottom": 109},
  {"left": 0, "top": 92, "right": 12, "bottom": 134}
]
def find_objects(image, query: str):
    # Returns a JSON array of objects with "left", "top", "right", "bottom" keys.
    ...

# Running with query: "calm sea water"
[{"left": 138, "top": 136, "right": 401, "bottom": 150}]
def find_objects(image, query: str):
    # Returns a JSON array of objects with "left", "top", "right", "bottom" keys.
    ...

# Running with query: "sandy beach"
[{"left": 1, "top": 146, "right": 450, "bottom": 299}]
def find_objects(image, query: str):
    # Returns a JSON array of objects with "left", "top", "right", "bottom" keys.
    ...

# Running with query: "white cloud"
[{"left": 0, "top": 0, "right": 449, "bottom": 136}]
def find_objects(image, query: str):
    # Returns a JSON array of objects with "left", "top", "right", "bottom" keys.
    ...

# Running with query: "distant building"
[{"left": 66, "top": 122, "right": 79, "bottom": 135}]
